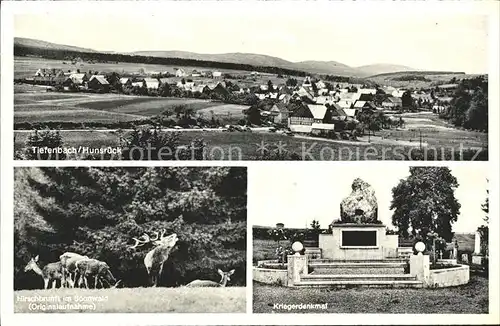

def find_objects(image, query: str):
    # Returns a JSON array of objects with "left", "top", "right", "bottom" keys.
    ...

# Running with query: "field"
[
  {"left": 14, "top": 286, "right": 246, "bottom": 313},
  {"left": 367, "top": 72, "right": 481, "bottom": 88},
  {"left": 14, "top": 86, "right": 248, "bottom": 124},
  {"left": 253, "top": 275, "right": 488, "bottom": 313}
]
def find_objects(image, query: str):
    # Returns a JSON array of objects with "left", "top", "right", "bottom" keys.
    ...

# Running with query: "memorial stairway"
[{"left": 296, "top": 247, "right": 423, "bottom": 288}]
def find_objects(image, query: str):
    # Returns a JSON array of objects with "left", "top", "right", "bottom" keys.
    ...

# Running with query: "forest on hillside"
[
  {"left": 14, "top": 166, "right": 247, "bottom": 289},
  {"left": 15, "top": 44, "right": 309, "bottom": 77}
]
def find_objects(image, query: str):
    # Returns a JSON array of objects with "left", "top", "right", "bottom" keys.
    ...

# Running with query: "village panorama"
[{"left": 13, "top": 38, "right": 488, "bottom": 161}]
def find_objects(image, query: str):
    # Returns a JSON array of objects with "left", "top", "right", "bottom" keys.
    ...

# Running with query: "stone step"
[
  {"left": 310, "top": 262, "right": 407, "bottom": 268},
  {"left": 294, "top": 280, "right": 423, "bottom": 288},
  {"left": 302, "top": 274, "right": 416, "bottom": 281},
  {"left": 310, "top": 258, "right": 407, "bottom": 263}
]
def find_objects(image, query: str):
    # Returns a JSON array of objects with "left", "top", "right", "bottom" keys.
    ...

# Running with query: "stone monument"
[{"left": 319, "top": 178, "right": 398, "bottom": 260}]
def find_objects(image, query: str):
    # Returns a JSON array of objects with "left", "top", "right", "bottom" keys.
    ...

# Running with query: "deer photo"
[
  {"left": 59, "top": 252, "right": 89, "bottom": 288},
  {"left": 75, "top": 258, "right": 118, "bottom": 289},
  {"left": 24, "top": 255, "right": 64, "bottom": 289},
  {"left": 129, "top": 229, "right": 178, "bottom": 287},
  {"left": 185, "top": 269, "right": 235, "bottom": 287}
]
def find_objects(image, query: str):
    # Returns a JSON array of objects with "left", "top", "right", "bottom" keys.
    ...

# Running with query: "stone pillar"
[
  {"left": 474, "top": 231, "right": 481, "bottom": 255},
  {"left": 287, "top": 254, "right": 308, "bottom": 287},
  {"left": 410, "top": 253, "right": 430, "bottom": 286}
]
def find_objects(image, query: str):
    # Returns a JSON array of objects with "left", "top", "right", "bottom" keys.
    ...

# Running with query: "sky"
[
  {"left": 13, "top": 1, "right": 490, "bottom": 73},
  {"left": 250, "top": 164, "right": 489, "bottom": 233}
]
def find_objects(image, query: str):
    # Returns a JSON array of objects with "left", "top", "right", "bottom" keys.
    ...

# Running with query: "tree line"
[
  {"left": 15, "top": 45, "right": 309, "bottom": 77},
  {"left": 441, "top": 76, "right": 488, "bottom": 132},
  {"left": 14, "top": 167, "right": 247, "bottom": 289}
]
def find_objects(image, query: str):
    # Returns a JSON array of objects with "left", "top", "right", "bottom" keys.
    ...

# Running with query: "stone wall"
[
  {"left": 428, "top": 265, "right": 470, "bottom": 288},
  {"left": 253, "top": 267, "right": 288, "bottom": 286}
]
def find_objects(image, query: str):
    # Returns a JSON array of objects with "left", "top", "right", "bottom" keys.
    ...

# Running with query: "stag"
[
  {"left": 129, "top": 230, "right": 178, "bottom": 287},
  {"left": 24, "top": 255, "right": 64, "bottom": 289},
  {"left": 59, "top": 252, "right": 89, "bottom": 288},
  {"left": 185, "top": 269, "right": 235, "bottom": 287},
  {"left": 75, "top": 258, "right": 118, "bottom": 289}
]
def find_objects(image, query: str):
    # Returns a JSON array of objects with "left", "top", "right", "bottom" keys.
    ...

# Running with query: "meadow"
[
  {"left": 253, "top": 275, "right": 488, "bottom": 313},
  {"left": 367, "top": 72, "right": 481, "bottom": 88},
  {"left": 14, "top": 87, "right": 248, "bottom": 124},
  {"left": 14, "top": 286, "right": 246, "bottom": 313}
]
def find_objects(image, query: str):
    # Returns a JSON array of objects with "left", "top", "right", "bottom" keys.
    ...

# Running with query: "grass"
[
  {"left": 14, "top": 127, "right": 487, "bottom": 161},
  {"left": 253, "top": 239, "right": 279, "bottom": 264},
  {"left": 253, "top": 275, "right": 488, "bottom": 313},
  {"left": 14, "top": 286, "right": 246, "bottom": 313},
  {"left": 14, "top": 87, "right": 247, "bottom": 124},
  {"left": 379, "top": 112, "right": 487, "bottom": 149},
  {"left": 15, "top": 107, "right": 144, "bottom": 124}
]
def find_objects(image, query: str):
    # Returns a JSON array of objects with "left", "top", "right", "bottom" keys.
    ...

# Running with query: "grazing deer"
[
  {"left": 24, "top": 255, "right": 64, "bottom": 289},
  {"left": 59, "top": 252, "right": 88, "bottom": 288},
  {"left": 185, "top": 269, "right": 235, "bottom": 287},
  {"left": 75, "top": 258, "right": 117, "bottom": 289},
  {"left": 129, "top": 230, "right": 178, "bottom": 287}
]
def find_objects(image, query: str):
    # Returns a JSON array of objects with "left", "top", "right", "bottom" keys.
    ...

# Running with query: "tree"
[
  {"left": 286, "top": 78, "right": 298, "bottom": 87},
  {"left": 401, "top": 90, "right": 413, "bottom": 111},
  {"left": 465, "top": 87, "right": 488, "bottom": 131},
  {"left": 14, "top": 167, "right": 247, "bottom": 289},
  {"left": 25, "top": 129, "right": 66, "bottom": 160},
  {"left": 159, "top": 83, "right": 171, "bottom": 97},
  {"left": 478, "top": 181, "right": 489, "bottom": 256},
  {"left": 390, "top": 167, "right": 461, "bottom": 242},
  {"left": 267, "top": 80, "right": 273, "bottom": 92}
]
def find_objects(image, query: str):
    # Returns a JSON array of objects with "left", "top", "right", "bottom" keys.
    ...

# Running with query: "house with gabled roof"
[
  {"left": 144, "top": 78, "right": 160, "bottom": 89},
  {"left": 175, "top": 68, "right": 187, "bottom": 77},
  {"left": 87, "top": 75, "right": 110, "bottom": 92},
  {"left": 270, "top": 102, "right": 289, "bottom": 125},
  {"left": 119, "top": 77, "right": 132, "bottom": 87},
  {"left": 382, "top": 97, "right": 403, "bottom": 109},
  {"left": 69, "top": 73, "right": 89, "bottom": 85}
]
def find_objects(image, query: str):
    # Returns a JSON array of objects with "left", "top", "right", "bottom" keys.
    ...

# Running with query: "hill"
[
  {"left": 131, "top": 51, "right": 294, "bottom": 70},
  {"left": 16, "top": 37, "right": 427, "bottom": 77},
  {"left": 356, "top": 63, "right": 416, "bottom": 77},
  {"left": 15, "top": 37, "right": 97, "bottom": 53}
]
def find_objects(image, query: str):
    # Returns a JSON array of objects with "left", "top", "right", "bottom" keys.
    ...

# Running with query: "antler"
[{"left": 129, "top": 230, "right": 164, "bottom": 249}]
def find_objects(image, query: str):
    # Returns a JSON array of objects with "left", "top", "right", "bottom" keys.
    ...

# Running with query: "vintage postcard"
[{"left": 8, "top": 1, "right": 492, "bottom": 161}]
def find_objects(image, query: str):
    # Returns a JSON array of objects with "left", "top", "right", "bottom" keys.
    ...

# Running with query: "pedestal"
[
  {"left": 410, "top": 254, "right": 430, "bottom": 285},
  {"left": 287, "top": 255, "right": 308, "bottom": 286},
  {"left": 322, "top": 223, "right": 392, "bottom": 260}
]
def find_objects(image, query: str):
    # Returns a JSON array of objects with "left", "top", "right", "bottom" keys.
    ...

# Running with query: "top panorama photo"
[{"left": 13, "top": 8, "right": 489, "bottom": 161}]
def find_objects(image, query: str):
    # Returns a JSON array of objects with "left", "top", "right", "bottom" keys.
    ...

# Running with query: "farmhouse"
[
  {"left": 294, "top": 87, "right": 314, "bottom": 101},
  {"left": 208, "top": 82, "right": 229, "bottom": 97},
  {"left": 358, "top": 88, "right": 377, "bottom": 95},
  {"left": 382, "top": 97, "right": 403, "bottom": 109},
  {"left": 288, "top": 104, "right": 336, "bottom": 133},
  {"left": 175, "top": 68, "right": 187, "bottom": 77},
  {"left": 269, "top": 103, "right": 289, "bottom": 125},
  {"left": 315, "top": 96, "right": 334, "bottom": 105},
  {"left": 212, "top": 71, "right": 222, "bottom": 78},
  {"left": 353, "top": 100, "right": 377, "bottom": 112},
  {"left": 69, "top": 73, "right": 89, "bottom": 85},
  {"left": 119, "top": 77, "right": 132, "bottom": 87},
  {"left": 87, "top": 75, "right": 110, "bottom": 92},
  {"left": 279, "top": 94, "right": 291, "bottom": 104},
  {"left": 144, "top": 78, "right": 160, "bottom": 90}
]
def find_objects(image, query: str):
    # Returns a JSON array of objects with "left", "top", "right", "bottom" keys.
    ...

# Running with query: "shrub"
[{"left": 25, "top": 129, "right": 66, "bottom": 160}]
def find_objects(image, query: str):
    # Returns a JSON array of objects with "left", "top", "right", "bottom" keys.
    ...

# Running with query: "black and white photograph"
[
  {"left": 13, "top": 166, "right": 247, "bottom": 313},
  {"left": 252, "top": 165, "right": 489, "bottom": 313},
  {"left": 11, "top": 2, "right": 489, "bottom": 161}
]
